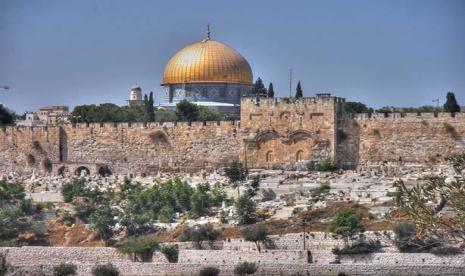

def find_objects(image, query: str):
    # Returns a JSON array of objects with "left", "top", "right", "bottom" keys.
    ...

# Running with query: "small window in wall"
[
  {"left": 266, "top": 151, "right": 274, "bottom": 163},
  {"left": 296, "top": 150, "right": 304, "bottom": 162}
]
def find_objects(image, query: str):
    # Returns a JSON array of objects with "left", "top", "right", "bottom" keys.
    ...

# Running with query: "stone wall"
[
  {"left": 240, "top": 96, "right": 344, "bottom": 168},
  {"left": 0, "top": 121, "right": 241, "bottom": 176},
  {"left": 352, "top": 112, "right": 465, "bottom": 170},
  {"left": 2, "top": 98, "right": 465, "bottom": 177},
  {"left": 3, "top": 246, "right": 465, "bottom": 276}
]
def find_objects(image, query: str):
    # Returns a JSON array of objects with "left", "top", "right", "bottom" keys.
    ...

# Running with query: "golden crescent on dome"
[{"left": 162, "top": 38, "right": 253, "bottom": 85}]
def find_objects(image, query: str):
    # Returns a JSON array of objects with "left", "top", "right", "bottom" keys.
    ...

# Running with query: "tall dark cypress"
[
  {"left": 267, "top": 83, "right": 275, "bottom": 98},
  {"left": 295, "top": 81, "right": 303, "bottom": 98},
  {"left": 148, "top": 92, "right": 155, "bottom": 122},
  {"left": 444, "top": 92, "right": 460, "bottom": 113}
]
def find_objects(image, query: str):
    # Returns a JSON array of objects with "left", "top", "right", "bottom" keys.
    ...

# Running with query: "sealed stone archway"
[{"left": 243, "top": 129, "right": 319, "bottom": 168}]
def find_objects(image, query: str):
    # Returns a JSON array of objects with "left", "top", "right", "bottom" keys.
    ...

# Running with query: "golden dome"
[{"left": 162, "top": 38, "right": 253, "bottom": 85}]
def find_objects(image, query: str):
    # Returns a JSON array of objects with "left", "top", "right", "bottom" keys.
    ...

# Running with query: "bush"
[
  {"left": 306, "top": 159, "right": 338, "bottom": 172},
  {"left": 161, "top": 245, "right": 179, "bottom": 263},
  {"left": 117, "top": 236, "right": 159, "bottom": 262},
  {"left": 309, "top": 182, "right": 330, "bottom": 205},
  {"left": 92, "top": 263, "right": 119, "bottom": 276},
  {"left": 332, "top": 240, "right": 382, "bottom": 255},
  {"left": 430, "top": 245, "right": 463, "bottom": 255},
  {"left": 261, "top": 188, "right": 276, "bottom": 202},
  {"left": 327, "top": 208, "right": 365, "bottom": 245},
  {"left": 393, "top": 222, "right": 441, "bottom": 253},
  {"left": 199, "top": 266, "right": 220, "bottom": 276},
  {"left": 234, "top": 262, "right": 258, "bottom": 275},
  {"left": 53, "top": 263, "right": 77, "bottom": 276}
]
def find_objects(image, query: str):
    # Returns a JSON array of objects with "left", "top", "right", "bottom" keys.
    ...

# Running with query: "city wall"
[{"left": 1, "top": 97, "right": 465, "bottom": 176}]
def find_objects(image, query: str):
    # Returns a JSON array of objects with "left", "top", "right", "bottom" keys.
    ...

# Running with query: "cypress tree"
[
  {"left": 267, "top": 83, "right": 274, "bottom": 98},
  {"left": 148, "top": 92, "right": 155, "bottom": 122},
  {"left": 295, "top": 81, "right": 303, "bottom": 98},
  {"left": 444, "top": 92, "right": 460, "bottom": 113},
  {"left": 143, "top": 94, "right": 149, "bottom": 122}
]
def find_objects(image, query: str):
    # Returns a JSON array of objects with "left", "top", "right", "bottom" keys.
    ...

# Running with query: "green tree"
[
  {"left": 224, "top": 161, "right": 248, "bottom": 198},
  {"left": 190, "top": 183, "right": 211, "bottom": 218},
  {"left": 267, "top": 82, "right": 274, "bottom": 98},
  {"left": 295, "top": 81, "right": 303, "bottom": 98},
  {"left": 444, "top": 92, "right": 460, "bottom": 113},
  {"left": 0, "top": 104, "right": 14, "bottom": 126},
  {"left": 89, "top": 203, "right": 116, "bottom": 242},
  {"left": 181, "top": 224, "right": 220, "bottom": 249},
  {"left": 197, "top": 105, "right": 221, "bottom": 122},
  {"left": 175, "top": 100, "right": 199, "bottom": 122},
  {"left": 326, "top": 207, "right": 365, "bottom": 245},
  {"left": 118, "top": 236, "right": 160, "bottom": 262},
  {"left": 251, "top": 78, "right": 267, "bottom": 96},
  {"left": 241, "top": 224, "right": 268, "bottom": 252},
  {"left": 344, "top": 102, "right": 373, "bottom": 114},
  {"left": 235, "top": 194, "right": 256, "bottom": 225}
]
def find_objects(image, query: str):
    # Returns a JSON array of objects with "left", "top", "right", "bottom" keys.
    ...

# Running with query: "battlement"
[
  {"left": 65, "top": 120, "right": 241, "bottom": 130},
  {"left": 353, "top": 112, "right": 465, "bottom": 121},
  {"left": 241, "top": 96, "right": 346, "bottom": 106}
]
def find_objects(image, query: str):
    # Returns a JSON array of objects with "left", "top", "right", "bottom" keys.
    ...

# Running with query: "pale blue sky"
[{"left": 1, "top": 0, "right": 464, "bottom": 113}]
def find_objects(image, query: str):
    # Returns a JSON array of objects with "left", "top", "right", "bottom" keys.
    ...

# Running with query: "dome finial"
[{"left": 206, "top": 24, "right": 211, "bottom": 40}]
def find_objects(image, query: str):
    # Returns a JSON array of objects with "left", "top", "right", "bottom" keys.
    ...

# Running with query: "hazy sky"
[{"left": 1, "top": 0, "right": 464, "bottom": 113}]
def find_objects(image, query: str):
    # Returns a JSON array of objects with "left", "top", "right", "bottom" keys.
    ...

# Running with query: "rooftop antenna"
[
  {"left": 207, "top": 24, "right": 211, "bottom": 40},
  {"left": 289, "top": 69, "right": 293, "bottom": 97}
]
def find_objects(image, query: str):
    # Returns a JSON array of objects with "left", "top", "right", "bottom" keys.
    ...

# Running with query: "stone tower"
[{"left": 127, "top": 85, "right": 144, "bottom": 107}]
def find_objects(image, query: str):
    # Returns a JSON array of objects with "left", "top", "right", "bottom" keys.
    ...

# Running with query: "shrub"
[
  {"left": 327, "top": 207, "right": 365, "bottom": 245},
  {"left": 92, "top": 263, "right": 119, "bottom": 276},
  {"left": 393, "top": 222, "right": 440, "bottom": 253},
  {"left": 161, "top": 245, "right": 179, "bottom": 263},
  {"left": 261, "top": 188, "right": 276, "bottom": 202},
  {"left": 306, "top": 159, "right": 338, "bottom": 172},
  {"left": 117, "top": 236, "right": 159, "bottom": 262},
  {"left": 332, "top": 240, "right": 382, "bottom": 255},
  {"left": 430, "top": 245, "right": 462, "bottom": 255},
  {"left": 234, "top": 262, "right": 258, "bottom": 275},
  {"left": 53, "top": 263, "right": 77, "bottom": 276},
  {"left": 308, "top": 182, "right": 330, "bottom": 205},
  {"left": 199, "top": 266, "right": 220, "bottom": 276}
]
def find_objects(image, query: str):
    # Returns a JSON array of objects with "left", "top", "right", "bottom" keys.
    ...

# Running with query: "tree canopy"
[
  {"left": 251, "top": 78, "right": 267, "bottom": 96},
  {"left": 0, "top": 104, "right": 15, "bottom": 126},
  {"left": 344, "top": 102, "right": 373, "bottom": 114},
  {"left": 444, "top": 92, "right": 460, "bottom": 113}
]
